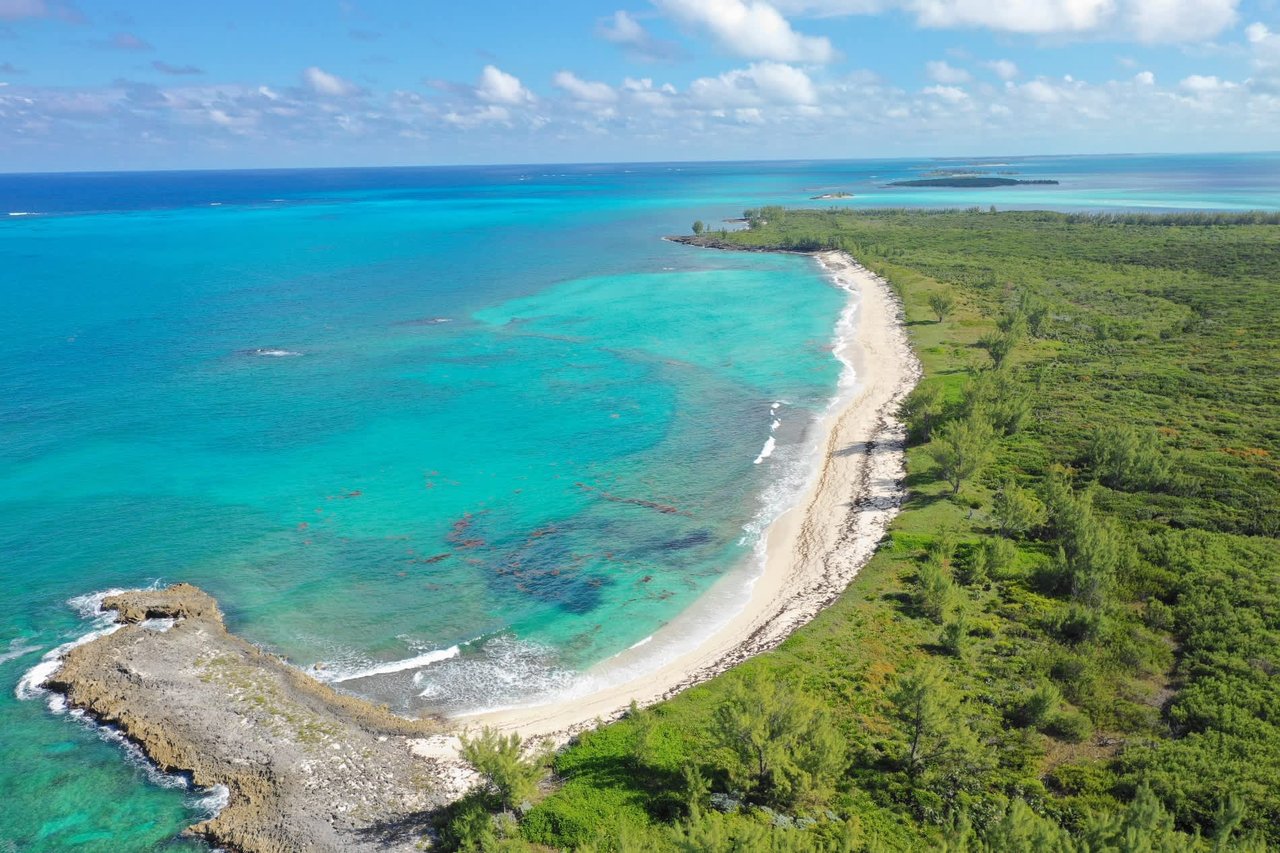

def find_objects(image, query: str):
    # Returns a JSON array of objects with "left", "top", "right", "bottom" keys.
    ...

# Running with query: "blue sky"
[{"left": 1, "top": 0, "right": 1277, "bottom": 171}]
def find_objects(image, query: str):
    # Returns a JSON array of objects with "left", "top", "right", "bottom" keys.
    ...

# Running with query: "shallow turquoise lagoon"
[{"left": 2, "top": 154, "right": 1277, "bottom": 849}]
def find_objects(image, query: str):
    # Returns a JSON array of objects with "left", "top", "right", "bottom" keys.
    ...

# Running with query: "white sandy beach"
[{"left": 415, "top": 250, "right": 920, "bottom": 761}]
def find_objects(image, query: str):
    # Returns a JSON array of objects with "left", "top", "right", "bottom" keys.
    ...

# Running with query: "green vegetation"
[
  {"left": 441, "top": 210, "right": 1279, "bottom": 851},
  {"left": 927, "top": 291, "right": 955, "bottom": 323}
]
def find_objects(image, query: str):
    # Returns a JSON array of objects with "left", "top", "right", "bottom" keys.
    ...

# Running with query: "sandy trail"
[{"left": 416, "top": 250, "right": 920, "bottom": 759}]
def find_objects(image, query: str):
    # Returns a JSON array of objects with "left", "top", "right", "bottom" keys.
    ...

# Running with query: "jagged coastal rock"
[{"left": 46, "top": 584, "right": 449, "bottom": 853}]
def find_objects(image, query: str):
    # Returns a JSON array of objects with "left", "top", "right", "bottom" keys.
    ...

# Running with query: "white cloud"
[
  {"left": 926, "top": 59, "right": 971, "bottom": 83},
  {"left": 909, "top": 0, "right": 1115, "bottom": 35},
  {"left": 476, "top": 65, "right": 534, "bottom": 104},
  {"left": 1180, "top": 74, "right": 1235, "bottom": 93},
  {"left": 599, "top": 10, "right": 648, "bottom": 44},
  {"left": 1246, "top": 22, "right": 1280, "bottom": 72},
  {"left": 760, "top": 0, "right": 1243, "bottom": 42},
  {"left": 1124, "top": 0, "right": 1237, "bottom": 43},
  {"left": 553, "top": 71, "right": 617, "bottom": 102},
  {"left": 656, "top": 0, "right": 837, "bottom": 62},
  {"left": 690, "top": 61, "right": 818, "bottom": 106},
  {"left": 597, "top": 10, "right": 684, "bottom": 60},
  {"left": 303, "top": 67, "right": 359, "bottom": 97},
  {"left": 923, "top": 84, "right": 969, "bottom": 101},
  {"left": 985, "top": 59, "right": 1020, "bottom": 80},
  {"left": 622, "top": 76, "right": 677, "bottom": 109},
  {"left": 1134, "top": 70, "right": 1155, "bottom": 84},
  {"left": 1018, "top": 78, "right": 1065, "bottom": 103},
  {"left": 443, "top": 104, "right": 512, "bottom": 127}
]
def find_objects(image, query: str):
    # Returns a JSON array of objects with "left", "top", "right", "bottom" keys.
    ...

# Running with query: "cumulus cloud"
[
  {"left": 911, "top": 0, "right": 1112, "bottom": 34},
  {"left": 926, "top": 59, "right": 970, "bottom": 83},
  {"left": 303, "top": 66, "right": 359, "bottom": 97},
  {"left": 476, "top": 64, "right": 533, "bottom": 104},
  {"left": 1134, "top": 70, "right": 1155, "bottom": 84},
  {"left": 762, "top": 0, "right": 1242, "bottom": 43},
  {"left": 656, "top": 0, "right": 837, "bottom": 63},
  {"left": 1246, "top": 22, "right": 1280, "bottom": 72},
  {"left": 597, "top": 10, "right": 684, "bottom": 61},
  {"left": 690, "top": 61, "right": 818, "bottom": 106},
  {"left": 1180, "top": 74, "right": 1235, "bottom": 93},
  {"left": 985, "top": 59, "right": 1019, "bottom": 80},
  {"left": 443, "top": 104, "right": 512, "bottom": 127},
  {"left": 1123, "top": 0, "right": 1237, "bottom": 43},
  {"left": 622, "top": 75, "right": 677, "bottom": 109},
  {"left": 599, "top": 10, "right": 647, "bottom": 44},
  {"left": 553, "top": 70, "right": 617, "bottom": 102},
  {"left": 923, "top": 83, "right": 969, "bottom": 101}
]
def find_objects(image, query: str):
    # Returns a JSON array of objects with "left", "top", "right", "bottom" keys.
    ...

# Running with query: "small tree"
[
  {"left": 1013, "top": 680, "right": 1062, "bottom": 729},
  {"left": 901, "top": 382, "right": 946, "bottom": 444},
  {"left": 711, "top": 669, "right": 845, "bottom": 806},
  {"left": 992, "top": 479, "right": 1047, "bottom": 538},
  {"left": 691, "top": 220, "right": 705, "bottom": 236},
  {"left": 940, "top": 608, "right": 970, "bottom": 657},
  {"left": 890, "top": 665, "right": 981, "bottom": 785},
  {"left": 458, "top": 726, "right": 546, "bottom": 815},
  {"left": 977, "top": 331, "right": 1017, "bottom": 368},
  {"left": 1087, "top": 423, "right": 1171, "bottom": 491},
  {"left": 928, "top": 413, "right": 995, "bottom": 495},
  {"left": 916, "top": 556, "right": 958, "bottom": 623},
  {"left": 927, "top": 292, "right": 955, "bottom": 324}
]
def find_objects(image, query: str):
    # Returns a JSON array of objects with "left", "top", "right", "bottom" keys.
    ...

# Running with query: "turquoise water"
[{"left": 2, "top": 154, "right": 1278, "bottom": 850}]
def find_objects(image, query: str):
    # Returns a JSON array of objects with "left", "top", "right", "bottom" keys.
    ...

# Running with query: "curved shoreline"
[
  {"left": 440, "top": 249, "right": 920, "bottom": 740},
  {"left": 27, "top": 248, "right": 919, "bottom": 848}
]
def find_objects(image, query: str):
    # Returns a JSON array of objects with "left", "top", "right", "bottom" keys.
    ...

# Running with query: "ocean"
[{"left": 2, "top": 153, "right": 1278, "bottom": 850}]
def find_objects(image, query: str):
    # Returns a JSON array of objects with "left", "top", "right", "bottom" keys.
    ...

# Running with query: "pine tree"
[
  {"left": 711, "top": 670, "right": 847, "bottom": 807},
  {"left": 458, "top": 726, "right": 546, "bottom": 815},
  {"left": 928, "top": 291, "right": 956, "bottom": 323},
  {"left": 928, "top": 414, "right": 996, "bottom": 495}
]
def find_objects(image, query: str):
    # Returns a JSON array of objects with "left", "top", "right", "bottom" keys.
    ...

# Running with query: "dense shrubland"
[{"left": 439, "top": 210, "right": 1279, "bottom": 851}]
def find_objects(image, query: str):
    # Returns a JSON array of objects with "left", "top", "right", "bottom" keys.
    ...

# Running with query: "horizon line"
[{"left": 2, "top": 148, "right": 1277, "bottom": 179}]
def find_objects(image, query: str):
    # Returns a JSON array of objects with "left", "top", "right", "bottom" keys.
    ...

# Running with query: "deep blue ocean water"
[{"left": 2, "top": 153, "right": 1278, "bottom": 851}]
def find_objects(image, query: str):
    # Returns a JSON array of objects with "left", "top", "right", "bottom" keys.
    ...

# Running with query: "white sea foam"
[
  {"left": 9, "top": 211, "right": 33, "bottom": 217},
  {"left": 18, "top": 587, "right": 231, "bottom": 823},
  {"left": 627, "top": 635, "right": 653, "bottom": 650},
  {"left": 317, "top": 645, "right": 461, "bottom": 683},
  {"left": 16, "top": 588, "right": 127, "bottom": 706},
  {"left": 191, "top": 784, "right": 230, "bottom": 819},
  {"left": 415, "top": 635, "right": 576, "bottom": 714},
  {"left": 0, "top": 638, "right": 41, "bottom": 666},
  {"left": 752, "top": 435, "right": 777, "bottom": 465},
  {"left": 244, "top": 348, "right": 303, "bottom": 358}
]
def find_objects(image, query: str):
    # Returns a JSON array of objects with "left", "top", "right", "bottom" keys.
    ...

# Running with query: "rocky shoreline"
[{"left": 45, "top": 584, "right": 450, "bottom": 853}]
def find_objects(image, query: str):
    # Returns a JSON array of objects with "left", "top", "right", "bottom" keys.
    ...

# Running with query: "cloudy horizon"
[{"left": 1, "top": 0, "right": 1277, "bottom": 172}]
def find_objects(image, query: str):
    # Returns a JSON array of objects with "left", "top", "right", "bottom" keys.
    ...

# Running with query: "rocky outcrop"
[{"left": 46, "top": 585, "right": 448, "bottom": 853}]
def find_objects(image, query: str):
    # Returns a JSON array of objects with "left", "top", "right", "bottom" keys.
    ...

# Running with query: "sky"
[{"left": 1, "top": 0, "right": 1278, "bottom": 171}]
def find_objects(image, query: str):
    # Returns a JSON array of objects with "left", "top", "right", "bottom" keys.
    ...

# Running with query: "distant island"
[
  {"left": 889, "top": 177, "right": 1059, "bottom": 188},
  {"left": 810, "top": 192, "right": 854, "bottom": 199}
]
